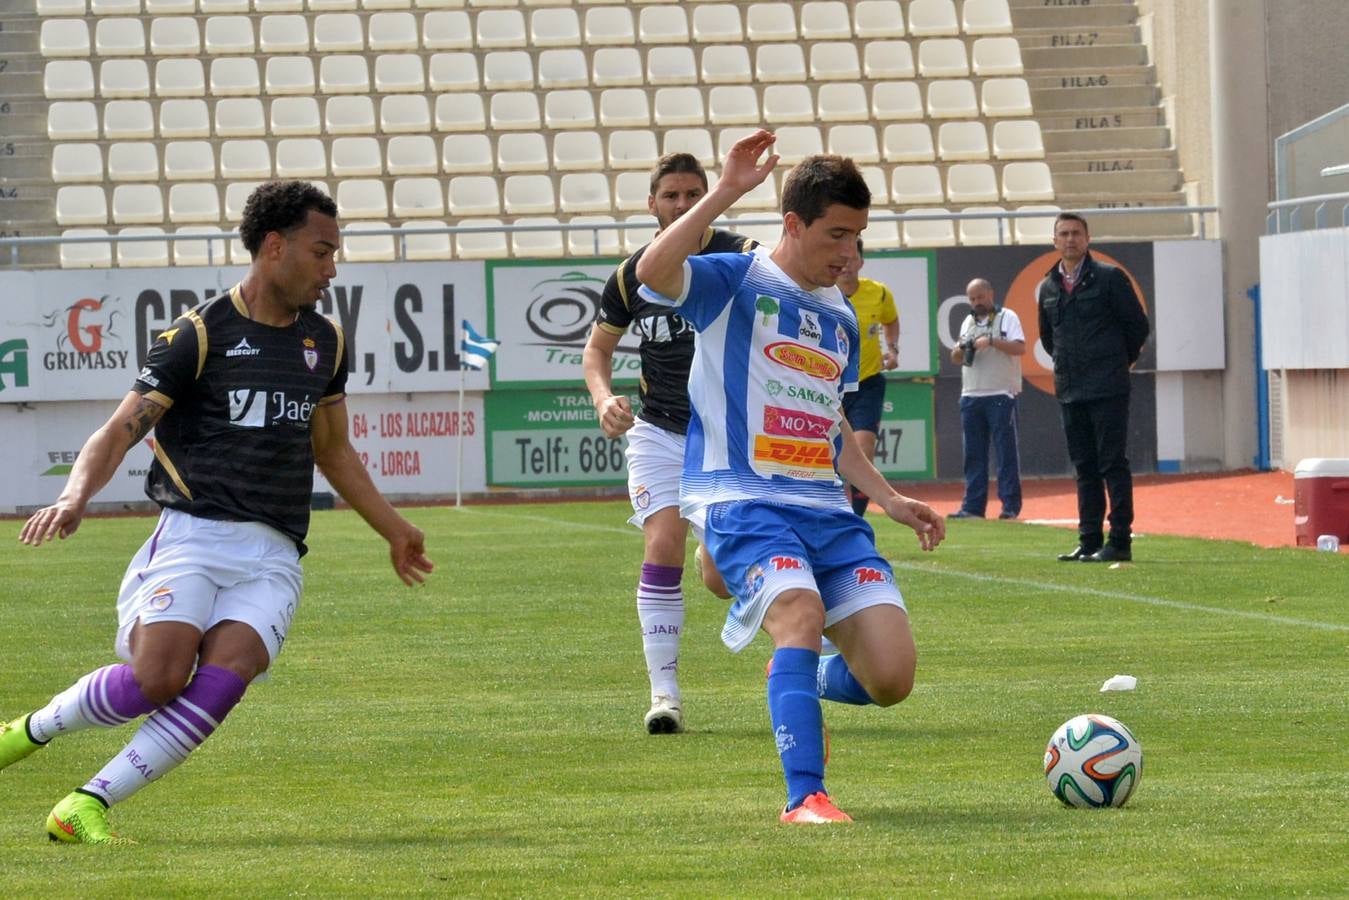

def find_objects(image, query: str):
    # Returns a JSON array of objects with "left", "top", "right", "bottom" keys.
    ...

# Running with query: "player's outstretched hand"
[
  {"left": 389, "top": 524, "right": 435, "bottom": 586},
  {"left": 721, "top": 129, "right": 780, "bottom": 196},
  {"left": 880, "top": 495, "right": 945, "bottom": 552},
  {"left": 596, "top": 394, "right": 635, "bottom": 438},
  {"left": 19, "top": 500, "right": 85, "bottom": 546}
]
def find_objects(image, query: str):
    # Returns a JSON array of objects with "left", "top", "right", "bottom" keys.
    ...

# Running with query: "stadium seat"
[
  {"left": 368, "top": 11, "right": 418, "bottom": 50},
  {"left": 863, "top": 40, "right": 915, "bottom": 79},
  {"left": 116, "top": 227, "right": 170, "bottom": 268},
  {"left": 168, "top": 183, "right": 221, "bottom": 223},
  {"left": 100, "top": 100, "right": 152, "bottom": 140},
  {"left": 882, "top": 123, "right": 936, "bottom": 162},
  {"left": 375, "top": 54, "right": 427, "bottom": 93},
  {"left": 700, "top": 45, "right": 753, "bottom": 84},
  {"left": 600, "top": 88, "right": 650, "bottom": 127},
  {"left": 692, "top": 5, "right": 743, "bottom": 43},
  {"left": 60, "top": 228, "right": 113, "bottom": 269},
  {"left": 1001, "top": 162, "right": 1055, "bottom": 201},
  {"left": 607, "top": 130, "right": 659, "bottom": 170},
  {"left": 559, "top": 173, "right": 611, "bottom": 213},
  {"left": 863, "top": 215, "right": 901, "bottom": 249},
  {"left": 903, "top": 208, "right": 955, "bottom": 247},
  {"left": 963, "top": 0, "right": 1013, "bottom": 35},
  {"left": 927, "top": 80, "right": 979, "bottom": 119},
  {"left": 959, "top": 206, "right": 1009, "bottom": 245},
  {"left": 992, "top": 120, "right": 1044, "bottom": 159},
  {"left": 530, "top": 8, "right": 581, "bottom": 47},
  {"left": 854, "top": 0, "right": 905, "bottom": 38},
  {"left": 381, "top": 95, "right": 431, "bottom": 132},
  {"left": 584, "top": 7, "right": 634, "bottom": 45},
  {"left": 214, "top": 98, "right": 267, "bottom": 136},
  {"left": 256, "top": 0, "right": 303, "bottom": 10},
  {"left": 773, "top": 126, "right": 824, "bottom": 165},
  {"left": 908, "top": 0, "right": 958, "bottom": 36},
  {"left": 386, "top": 135, "right": 437, "bottom": 174},
  {"left": 200, "top": 0, "right": 249, "bottom": 12},
  {"left": 401, "top": 221, "right": 453, "bottom": 261},
  {"left": 947, "top": 163, "right": 999, "bottom": 203},
  {"left": 483, "top": 51, "right": 534, "bottom": 90},
  {"left": 827, "top": 125, "right": 880, "bottom": 163},
  {"left": 715, "top": 125, "right": 756, "bottom": 158},
  {"left": 422, "top": 11, "right": 472, "bottom": 49},
  {"left": 621, "top": 214, "right": 656, "bottom": 254},
  {"left": 311, "top": 0, "right": 357, "bottom": 12},
  {"left": 270, "top": 96, "right": 322, "bottom": 135},
  {"left": 44, "top": 61, "right": 95, "bottom": 99},
  {"left": 746, "top": 3, "right": 796, "bottom": 41},
  {"left": 503, "top": 175, "right": 556, "bottom": 215},
  {"left": 873, "top": 81, "right": 924, "bottom": 120},
  {"left": 810, "top": 42, "right": 861, "bottom": 81},
  {"left": 95, "top": 18, "right": 146, "bottom": 56},
  {"left": 733, "top": 171, "right": 777, "bottom": 210},
  {"left": 763, "top": 84, "right": 813, "bottom": 124},
  {"left": 163, "top": 141, "right": 215, "bottom": 181},
  {"left": 511, "top": 217, "right": 565, "bottom": 259},
  {"left": 52, "top": 144, "right": 104, "bottom": 183},
  {"left": 449, "top": 176, "right": 502, "bottom": 216},
  {"left": 342, "top": 223, "right": 396, "bottom": 262},
  {"left": 553, "top": 131, "right": 605, "bottom": 170},
  {"left": 755, "top": 44, "right": 806, "bottom": 82},
  {"left": 939, "top": 121, "right": 990, "bottom": 160},
  {"left": 266, "top": 57, "right": 316, "bottom": 95},
  {"left": 730, "top": 213, "right": 783, "bottom": 246},
  {"left": 477, "top": 9, "right": 527, "bottom": 48},
  {"left": 708, "top": 85, "right": 759, "bottom": 125},
  {"left": 800, "top": 1, "right": 851, "bottom": 39},
  {"left": 172, "top": 226, "right": 228, "bottom": 267},
  {"left": 150, "top": 17, "right": 201, "bottom": 56},
  {"left": 100, "top": 60, "right": 152, "bottom": 98},
  {"left": 498, "top": 132, "right": 549, "bottom": 172},
  {"left": 219, "top": 139, "right": 272, "bottom": 179},
  {"left": 639, "top": 6, "right": 688, "bottom": 44},
  {"left": 442, "top": 133, "right": 493, "bottom": 174},
  {"left": 330, "top": 137, "right": 382, "bottom": 175},
  {"left": 592, "top": 48, "right": 643, "bottom": 86},
  {"left": 108, "top": 142, "right": 159, "bottom": 181},
  {"left": 260, "top": 15, "right": 310, "bottom": 53},
  {"left": 490, "top": 92, "right": 541, "bottom": 130},
  {"left": 111, "top": 185, "right": 164, "bottom": 224},
  {"left": 319, "top": 55, "right": 370, "bottom": 93},
  {"left": 92, "top": 0, "right": 139, "bottom": 16},
  {"left": 972, "top": 37, "right": 1023, "bottom": 75},
  {"left": 647, "top": 47, "right": 697, "bottom": 85},
  {"left": 392, "top": 177, "right": 446, "bottom": 217},
  {"left": 429, "top": 53, "right": 480, "bottom": 91},
  {"left": 313, "top": 13, "right": 365, "bottom": 51},
  {"left": 204, "top": 16, "right": 254, "bottom": 55},
  {"left": 336, "top": 179, "right": 388, "bottom": 219},
  {"left": 818, "top": 83, "right": 869, "bottom": 122},
  {"left": 538, "top": 49, "right": 588, "bottom": 88},
  {"left": 858, "top": 165, "right": 889, "bottom": 204},
  {"left": 654, "top": 87, "right": 705, "bottom": 126},
  {"left": 38, "top": 0, "right": 87, "bottom": 15},
  {"left": 455, "top": 218, "right": 507, "bottom": 260},
  {"left": 1013, "top": 204, "right": 1061, "bottom": 244},
  {"left": 275, "top": 138, "right": 327, "bottom": 177},
  {"left": 360, "top": 0, "right": 409, "bottom": 11},
  {"left": 154, "top": 59, "right": 205, "bottom": 97},
  {"left": 662, "top": 128, "right": 714, "bottom": 167},
  {"left": 145, "top": 0, "right": 192, "bottom": 10},
  {"left": 891, "top": 165, "right": 944, "bottom": 205},
  {"left": 566, "top": 215, "right": 622, "bottom": 257},
  {"left": 612, "top": 171, "right": 649, "bottom": 211},
  {"left": 545, "top": 90, "right": 597, "bottom": 128},
  {"left": 210, "top": 58, "right": 261, "bottom": 97},
  {"left": 918, "top": 38, "right": 970, "bottom": 78},
  {"left": 49, "top": 101, "right": 100, "bottom": 140},
  {"left": 228, "top": 236, "right": 251, "bottom": 265},
  {"left": 434, "top": 93, "right": 486, "bottom": 131},
  {"left": 41, "top": 19, "right": 91, "bottom": 57},
  {"left": 982, "top": 78, "right": 1033, "bottom": 117}
]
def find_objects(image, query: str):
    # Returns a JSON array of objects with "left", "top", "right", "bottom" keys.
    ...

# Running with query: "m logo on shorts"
[
  {"left": 228, "top": 388, "right": 267, "bottom": 428},
  {"left": 854, "top": 567, "right": 892, "bottom": 585},
  {"left": 770, "top": 556, "right": 805, "bottom": 571}
]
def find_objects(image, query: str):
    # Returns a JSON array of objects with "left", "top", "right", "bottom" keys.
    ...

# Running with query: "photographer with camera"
[{"left": 949, "top": 278, "right": 1025, "bottom": 520}]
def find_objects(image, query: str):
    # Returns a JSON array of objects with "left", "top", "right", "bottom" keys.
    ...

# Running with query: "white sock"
[{"left": 637, "top": 563, "right": 684, "bottom": 700}]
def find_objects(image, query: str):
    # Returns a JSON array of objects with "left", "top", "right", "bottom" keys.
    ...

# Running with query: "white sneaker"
[{"left": 644, "top": 694, "right": 685, "bottom": 734}]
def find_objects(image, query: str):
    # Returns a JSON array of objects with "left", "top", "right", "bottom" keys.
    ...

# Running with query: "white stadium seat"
[
  {"left": 763, "top": 84, "right": 813, "bottom": 124},
  {"left": 483, "top": 51, "right": 534, "bottom": 90},
  {"left": 434, "top": 93, "right": 486, "bottom": 131},
  {"left": 422, "top": 11, "right": 472, "bottom": 49},
  {"left": 746, "top": 3, "right": 796, "bottom": 41},
  {"left": 818, "top": 83, "right": 869, "bottom": 122},
  {"left": 336, "top": 178, "right": 389, "bottom": 219},
  {"left": 863, "top": 215, "right": 901, "bottom": 249},
  {"left": 607, "top": 130, "right": 659, "bottom": 170},
  {"left": 700, "top": 45, "right": 752, "bottom": 84},
  {"left": 320, "top": 55, "right": 370, "bottom": 93},
  {"left": 827, "top": 125, "right": 880, "bottom": 163},
  {"left": 57, "top": 186, "right": 108, "bottom": 225},
  {"left": 600, "top": 88, "right": 650, "bottom": 127},
  {"left": 584, "top": 7, "right": 635, "bottom": 45},
  {"left": 708, "top": 85, "right": 759, "bottom": 125},
  {"left": 903, "top": 208, "right": 955, "bottom": 247},
  {"left": 566, "top": 215, "right": 621, "bottom": 257},
  {"left": 498, "top": 133, "right": 549, "bottom": 172},
  {"left": 448, "top": 176, "right": 501, "bottom": 216},
  {"left": 314, "top": 13, "right": 365, "bottom": 51},
  {"left": 266, "top": 57, "right": 316, "bottom": 95},
  {"left": 918, "top": 38, "right": 970, "bottom": 78},
  {"left": 368, "top": 11, "right": 418, "bottom": 50},
  {"left": 503, "top": 175, "right": 556, "bottom": 215},
  {"left": 946, "top": 163, "right": 1000, "bottom": 203},
  {"left": 375, "top": 53, "right": 426, "bottom": 93},
  {"left": 386, "top": 135, "right": 438, "bottom": 175},
  {"left": 214, "top": 98, "right": 266, "bottom": 136},
  {"left": 1001, "top": 162, "right": 1055, "bottom": 201},
  {"left": 154, "top": 59, "right": 205, "bottom": 98},
  {"left": 755, "top": 44, "right": 806, "bottom": 82},
  {"left": 100, "top": 59, "right": 152, "bottom": 98},
  {"left": 613, "top": 171, "right": 649, "bottom": 212},
  {"left": 204, "top": 16, "right": 255, "bottom": 54},
  {"left": 993, "top": 120, "right": 1045, "bottom": 159},
  {"left": 863, "top": 40, "right": 915, "bottom": 79},
  {"left": 111, "top": 184, "right": 164, "bottom": 224},
  {"left": 41, "top": 19, "right": 91, "bottom": 57},
  {"left": 982, "top": 78, "right": 1034, "bottom": 117},
  {"left": 455, "top": 218, "right": 507, "bottom": 260},
  {"left": 730, "top": 213, "right": 783, "bottom": 246},
  {"left": 890, "top": 165, "right": 944, "bottom": 205},
  {"left": 854, "top": 0, "right": 905, "bottom": 38},
  {"left": 429, "top": 53, "right": 480, "bottom": 91},
  {"left": 858, "top": 165, "right": 889, "bottom": 204},
  {"left": 270, "top": 96, "right": 322, "bottom": 135},
  {"left": 219, "top": 139, "right": 272, "bottom": 179},
  {"left": 160, "top": 100, "right": 211, "bottom": 139},
  {"left": 324, "top": 99, "right": 379, "bottom": 134},
  {"left": 810, "top": 42, "right": 861, "bottom": 81},
  {"left": 621, "top": 214, "right": 656, "bottom": 255},
  {"left": 963, "top": 0, "right": 1014, "bottom": 35},
  {"left": 95, "top": 18, "right": 146, "bottom": 56},
  {"left": 592, "top": 48, "right": 642, "bottom": 86},
  {"left": 545, "top": 90, "right": 597, "bottom": 128},
  {"left": 380, "top": 95, "right": 432, "bottom": 132},
  {"left": 330, "top": 137, "right": 382, "bottom": 175},
  {"left": 392, "top": 177, "right": 446, "bottom": 217},
  {"left": 553, "top": 131, "right": 605, "bottom": 171},
  {"left": 173, "top": 226, "right": 228, "bottom": 267},
  {"left": 873, "top": 81, "right": 925, "bottom": 120},
  {"left": 959, "top": 206, "right": 1009, "bottom": 246},
  {"left": 772, "top": 126, "right": 824, "bottom": 165},
  {"left": 662, "top": 127, "right": 715, "bottom": 167},
  {"left": 150, "top": 17, "right": 201, "bottom": 56},
  {"left": 908, "top": 0, "right": 958, "bottom": 36},
  {"left": 1014, "top": 204, "right": 1062, "bottom": 244},
  {"left": 103, "top": 99, "right": 154, "bottom": 138},
  {"left": 938, "top": 121, "right": 990, "bottom": 160},
  {"left": 275, "top": 138, "right": 328, "bottom": 177},
  {"left": 402, "top": 221, "right": 453, "bottom": 261},
  {"left": 692, "top": 5, "right": 743, "bottom": 43},
  {"left": 490, "top": 92, "right": 541, "bottom": 130},
  {"left": 646, "top": 47, "right": 697, "bottom": 85},
  {"left": 477, "top": 9, "right": 527, "bottom": 48},
  {"left": 108, "top": 142, "right": 160, "bottom": 181},
  {"left": 44, "top": 61, "right": 96, "bottom": 99},
  {"left": 530, "top": 8, "right": 581, "bottom": 48},
  {"left": 883, "top": 123, "right": 936, "bottom": 162},
  {"left": 210, "top": 58, "right": 261, "bottom": 97},
  {"left": 639, "top": 6, "right": 688, "bottom": 44},
  {"left": 342, "top": 223, "right": 396, "bottom": 262},
  {"left": 38, "top": 0, "right": 88, "bottom": 15},
  {"left": 93, "top": 0, "right": 140, "bottom": 15},
  {"left": 60, "top": 228, "right": 113, "bottom": 269},
  {"left": 442, "top": 134, "right": 494, "bottom": 174},
  {"left": 538, "top": 49, "right": 588, "bottom": 89},
  {"left": 52, "top": 144, "right": 104, "bottom": 183},
  {"left": 511, "top": 217, "right": 565, "bottom": 259},
  {"left": 655, "top": 87, "right": 705, "bottom": 126},
  {"left": 972, "top": 37, "right": 1023, "bottom": 75},
  {"left": 800, "top": 1, "right": 851, "bottom": 40},
  {"left": 163, "top": 141, "right": 216, "bottom": 182},
  {"left": 117, "top": 227, "right": 170, "bottom": 268},
  {"left": 559, "top": 173, "right": 611, "bottom": 213},
  {"left": 48, "top": 101, "right": 100, "bottom": 140},
  {"left": 260, "top": 15, "right": 310, "bottom": 53},
  {"left": 927, "top": 80, "right": 979, "bottom": 119}
]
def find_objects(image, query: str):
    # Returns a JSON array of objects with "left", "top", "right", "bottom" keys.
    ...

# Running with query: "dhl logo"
[
  {"left": 763, "top": 341, "right": 841, "bottom": 380},
  {"left": 752, "top": 435, "right": 834, "bottom": 469}
]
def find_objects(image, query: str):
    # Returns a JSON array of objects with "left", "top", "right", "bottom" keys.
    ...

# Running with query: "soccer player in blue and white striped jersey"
[{"left": 636, "top": 131, "right": 944, "bottom": 825}]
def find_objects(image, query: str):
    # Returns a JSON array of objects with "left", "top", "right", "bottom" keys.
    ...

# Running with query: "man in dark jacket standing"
[{"left": 1037, "top": 213, "right": 1151, "bottom": 563}]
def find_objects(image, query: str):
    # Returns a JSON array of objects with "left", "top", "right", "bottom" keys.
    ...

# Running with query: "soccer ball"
[{"left": 1043, "top": 714, "right": 1142, "bottom": 808}]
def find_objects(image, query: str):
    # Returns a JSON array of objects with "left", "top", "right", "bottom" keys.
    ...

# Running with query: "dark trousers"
[
  {"left": 1060, "top": 394, "right": 1134, "bottom": 549},
  {"left": 958, "top": 394, "right": 1021, "bottom": 516}
]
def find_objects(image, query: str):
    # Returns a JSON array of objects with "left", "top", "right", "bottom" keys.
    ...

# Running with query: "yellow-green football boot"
[
  {"left": 47, "top": 791, "right": 133, "bottom": 845},
  {"left": 0, "top": 715, "right": 45, "bottom": 771}
]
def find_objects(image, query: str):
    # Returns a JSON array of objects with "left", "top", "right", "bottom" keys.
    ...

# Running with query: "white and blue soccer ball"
[{"left": 1043, "top": 714, "right": 1143, "bottom": 808}]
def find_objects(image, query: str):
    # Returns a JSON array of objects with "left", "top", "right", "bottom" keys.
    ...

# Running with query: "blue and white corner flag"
[{"left": 460, "top": 319, "right": 500, "bottom": 371}]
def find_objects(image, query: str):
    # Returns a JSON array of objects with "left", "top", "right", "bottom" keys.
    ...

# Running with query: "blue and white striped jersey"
[{"left": 640, "top": 246, "right": 860, "bottom": 521}]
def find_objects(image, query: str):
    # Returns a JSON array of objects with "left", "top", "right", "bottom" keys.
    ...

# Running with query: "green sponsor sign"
[
  {"left": 872, "top": 378, "right": 935, "bottom": 479},
  {"left": 485, "top": 389, "right": 634, "bottom": 487}
]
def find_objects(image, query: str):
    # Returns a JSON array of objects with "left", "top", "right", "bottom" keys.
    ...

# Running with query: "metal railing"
[{"left": 1266, "top": 191, "right": 1349, "bottom": 233}]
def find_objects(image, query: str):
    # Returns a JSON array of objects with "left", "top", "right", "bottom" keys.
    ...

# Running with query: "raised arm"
[{"left": 20, "top": 391, "right": 166, "bottom": 545}]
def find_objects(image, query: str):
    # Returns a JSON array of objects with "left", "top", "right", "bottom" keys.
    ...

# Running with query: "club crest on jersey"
[
  {"left": 302, "top": 337, "right": 319, "bottom": 371},
  {"left": 836, "top": 325, "right": 850, "bottom": 359},
  {"left": 763, "top": 341, "right": 842, "bottom": 381},
  {"left": 632, "top": 484, "right": 651, "bottom": 510},
  {"left": 798, "top": 310, "right": 822, "bottom": 344}
]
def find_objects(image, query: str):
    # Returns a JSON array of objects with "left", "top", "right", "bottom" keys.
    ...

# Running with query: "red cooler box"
[{"left": 1294, "top": 458, "right": 1349, "bottom": 547}]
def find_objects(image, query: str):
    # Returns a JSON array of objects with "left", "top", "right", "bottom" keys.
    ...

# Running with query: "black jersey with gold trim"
[
  {"left": 133, "top": 285, "right": 349, "bottom": 552},
  {"left": 595, "top": 227, "right": 756, "bottom": 435}
]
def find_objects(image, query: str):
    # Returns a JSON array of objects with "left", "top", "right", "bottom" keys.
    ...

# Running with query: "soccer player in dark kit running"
[{"left": 2, "top": 181, "right": 434, "bottom": 844}]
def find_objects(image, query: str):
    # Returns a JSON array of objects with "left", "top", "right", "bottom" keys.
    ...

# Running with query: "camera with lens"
[{"left": 959, "top": 337, "right": 977, "bottom": 366}]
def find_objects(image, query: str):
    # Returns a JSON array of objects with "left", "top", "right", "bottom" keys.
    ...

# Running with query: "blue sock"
[
  {"left": 817, "top": 654, "right": 875, "bottom": 706},
  {"left": 767, "top": 647, "right": 826, "bottom": 811}
]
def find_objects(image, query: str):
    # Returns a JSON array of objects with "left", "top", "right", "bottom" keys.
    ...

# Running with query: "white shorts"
[
  {"left": 623, "top": 419, "right": 686, "bottom": 529},
  {"left": 114, "top": 509, "right": 303, "bottom": 667}
]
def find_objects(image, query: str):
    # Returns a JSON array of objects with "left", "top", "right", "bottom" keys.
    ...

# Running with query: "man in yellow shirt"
[{"left": 837, "top": 240, "right": 900, "bottom": 515}]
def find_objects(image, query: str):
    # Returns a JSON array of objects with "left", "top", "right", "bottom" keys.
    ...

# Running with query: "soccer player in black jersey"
[
  {"left": 3, "top": 181, "right": 433, "bottom": 844},
  {"left": 583, "top": 153, "right": 754, "bottom": 735}
]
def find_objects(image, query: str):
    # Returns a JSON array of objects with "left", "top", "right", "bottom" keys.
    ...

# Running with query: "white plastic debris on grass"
[{"left": 1100, "top": 674, "right": 1138, "bottom": 692}]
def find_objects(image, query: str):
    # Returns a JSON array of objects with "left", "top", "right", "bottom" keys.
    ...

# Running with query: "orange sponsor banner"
[{"left": 762, "top": 341, "right": 842, "bottom": 380}]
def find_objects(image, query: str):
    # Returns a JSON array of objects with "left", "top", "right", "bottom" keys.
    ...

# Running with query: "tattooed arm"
[{"left": 20, "top": 392, "right": 167, "bottom": 545}]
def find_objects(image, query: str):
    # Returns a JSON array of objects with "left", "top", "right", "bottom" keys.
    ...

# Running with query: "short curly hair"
[{"left": 238, "top": 181, "right": 338, "bottom": 256}]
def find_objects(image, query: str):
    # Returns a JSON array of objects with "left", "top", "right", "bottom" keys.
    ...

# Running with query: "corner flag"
[{"left": 460, "top": 320, "right": 500, "bottom": 370}]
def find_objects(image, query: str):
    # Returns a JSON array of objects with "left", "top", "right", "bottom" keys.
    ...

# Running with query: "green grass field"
[{"left": 2, "top": 501, "right": 1346, "bottom": 897}]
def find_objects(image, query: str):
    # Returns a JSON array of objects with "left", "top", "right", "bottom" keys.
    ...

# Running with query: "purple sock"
[{"left": 28, "top": 664, "right": 158, "bottom": 742}]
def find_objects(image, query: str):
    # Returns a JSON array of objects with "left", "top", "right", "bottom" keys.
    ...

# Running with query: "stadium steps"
[
  {"left": 1008, "top": 1, "right": 1139, "bottom": 29},
  {"left": 0, "top": 7, "right": 46, "bottom": 260}
]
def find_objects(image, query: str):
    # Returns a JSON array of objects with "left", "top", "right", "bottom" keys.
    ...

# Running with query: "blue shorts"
[
  {"left": 843, "top": 373, "right": 887, "bottom": 433},
  {"left": 705, "top": 499, "right": 906, "bottom": 652}
]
